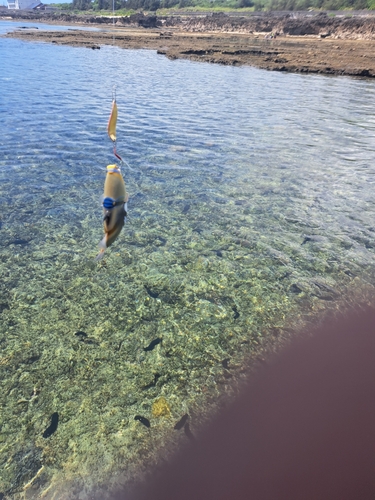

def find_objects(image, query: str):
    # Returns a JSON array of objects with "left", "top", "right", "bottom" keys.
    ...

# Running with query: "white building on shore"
[{"left": 7, "top": 0, "right": 43, "bottom": 8}]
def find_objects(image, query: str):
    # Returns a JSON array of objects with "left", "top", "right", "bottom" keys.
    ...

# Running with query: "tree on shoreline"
[
  {"left": 62, "top": 0, "right": 375, "bottom": 12},
  {"left": 72, "top": 0, "right": 93, "bottom": 9}
]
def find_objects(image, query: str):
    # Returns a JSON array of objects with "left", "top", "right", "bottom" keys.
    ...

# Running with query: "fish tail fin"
[
  {"left": 95, "top": 250, "right": 105, "bottom": 261},
  {"left": 95, "top": 237, "right": 107, "bottom": 261}
]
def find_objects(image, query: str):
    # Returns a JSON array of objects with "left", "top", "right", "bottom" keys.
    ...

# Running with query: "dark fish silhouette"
[
  {"left": 174, "top": 414, "right": 189, "bottom": 430},
  {"left": 43, "top": 412, "right": 59, "bottom": 438},
  {"left": 135, "top": 415, "right": 150, "bottom": 428},
  {"left": 144, "top": 338, "right": 162, "bottom": 351}
]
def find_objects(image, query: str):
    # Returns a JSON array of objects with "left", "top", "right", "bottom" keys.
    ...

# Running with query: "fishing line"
[
  {"left": 106, "top": 5, "right": 142, "bottom": 192},
  {"left": 109, "top": 0, "right": 120, "bottom": 165},
  {"left": 112, "top": 0, "right": 115, "bottom": 45},
  {"left": 108, "top": 11, "right": 134, "bottom": 173}
]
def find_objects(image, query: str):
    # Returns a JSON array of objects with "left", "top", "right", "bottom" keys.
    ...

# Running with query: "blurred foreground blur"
[{"left": 116, "top": 306, "right": 375, "bottom": 500}]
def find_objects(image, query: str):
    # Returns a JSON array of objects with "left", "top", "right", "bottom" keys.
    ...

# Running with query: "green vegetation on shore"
[{"left": 52, "top": 0, "right": 375, "bottom": 14}]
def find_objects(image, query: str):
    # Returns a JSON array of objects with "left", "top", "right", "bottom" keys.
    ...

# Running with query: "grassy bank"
[{"left": 52, "top": 0, "right": 375, "bottom": 14}]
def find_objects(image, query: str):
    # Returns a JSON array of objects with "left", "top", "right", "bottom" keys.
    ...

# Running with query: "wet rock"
[
  {"left": 290, "top": 283, "right": 303, "bottom": 294},
  {"left": 311, "top": 278, "right": 340, "bottom": 301},
  {"left": 234, "top": 239, "right": 254, "bottom": 249}
]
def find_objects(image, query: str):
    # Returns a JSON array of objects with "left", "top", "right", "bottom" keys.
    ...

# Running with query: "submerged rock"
[{"left": 152, "top": 397, "right": 171, "bottom": 418}]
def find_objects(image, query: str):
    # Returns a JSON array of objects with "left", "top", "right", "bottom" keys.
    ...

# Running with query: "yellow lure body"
[{"left": 107, "top": 100, "right": 118, "bottom": 142}]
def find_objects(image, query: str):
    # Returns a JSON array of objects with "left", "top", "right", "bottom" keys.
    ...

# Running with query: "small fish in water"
[
  {"left": 75, "top": 331, "right": 87, "bottom": 339},
  {"left": 43, "top": 412, "right": 59, "bottom": 438},
  {"left": 221, "top": 358, "right": 230, "bottom": 369},
  {"left": 143, "top": 337, "right": 162, "bottom": 352},
  {"left": 174, "top": 413, "right": 189, "bottom": 430},
  {"left": 134, "top": 415, "right": 150, "bottom": 428},
  {"left": 96, "top": 164, "right": 129, "bottom": 260}
]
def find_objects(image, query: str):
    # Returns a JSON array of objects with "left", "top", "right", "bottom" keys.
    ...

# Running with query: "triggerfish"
[{"left": 96, "top": 164, "right": 128, "bottom": 260}]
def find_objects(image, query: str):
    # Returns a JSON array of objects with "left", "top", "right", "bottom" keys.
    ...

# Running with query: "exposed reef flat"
[{"left": 2, "top": 11, "right": 375, "bottom": 77}]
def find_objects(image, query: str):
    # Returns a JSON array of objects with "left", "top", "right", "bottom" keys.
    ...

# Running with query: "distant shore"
[{"left": 2, "top": 11, "right": 375, "bottom": 77}]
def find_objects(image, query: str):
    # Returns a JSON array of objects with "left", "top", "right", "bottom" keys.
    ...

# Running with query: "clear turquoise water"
[{"left": 1, "top": 21, "right": 375, "bottom": 499}]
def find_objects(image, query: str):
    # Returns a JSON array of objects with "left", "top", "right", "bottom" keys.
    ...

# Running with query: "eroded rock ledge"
[{"left": 3, "top": 11, "right": 375, "bottom": 77}]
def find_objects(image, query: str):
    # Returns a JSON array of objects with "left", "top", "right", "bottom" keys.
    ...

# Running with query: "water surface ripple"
[{"left": 1, "top": 22, "right": 375, "bottom": 498}]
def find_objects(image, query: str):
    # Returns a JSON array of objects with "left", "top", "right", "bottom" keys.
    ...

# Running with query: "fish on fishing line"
[{"left": 96, "top": 94, "right": 129, "bottom": 260}]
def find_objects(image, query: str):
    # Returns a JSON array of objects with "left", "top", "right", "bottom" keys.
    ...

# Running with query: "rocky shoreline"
[{"left": 2, "top": 11, "right": 375, "bottom": 77}]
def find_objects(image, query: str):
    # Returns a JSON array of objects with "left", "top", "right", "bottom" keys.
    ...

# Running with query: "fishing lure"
[
  {"left": 107, "top": 93, "right": 123, "bottom": 163},
  {"left": 107, "top": 99, "right": 118, "bottom": 142}
]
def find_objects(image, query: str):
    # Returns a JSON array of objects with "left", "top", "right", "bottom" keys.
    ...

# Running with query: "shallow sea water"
[{"left": 1, "top": 20, "right": 375, "bottom": 498}]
